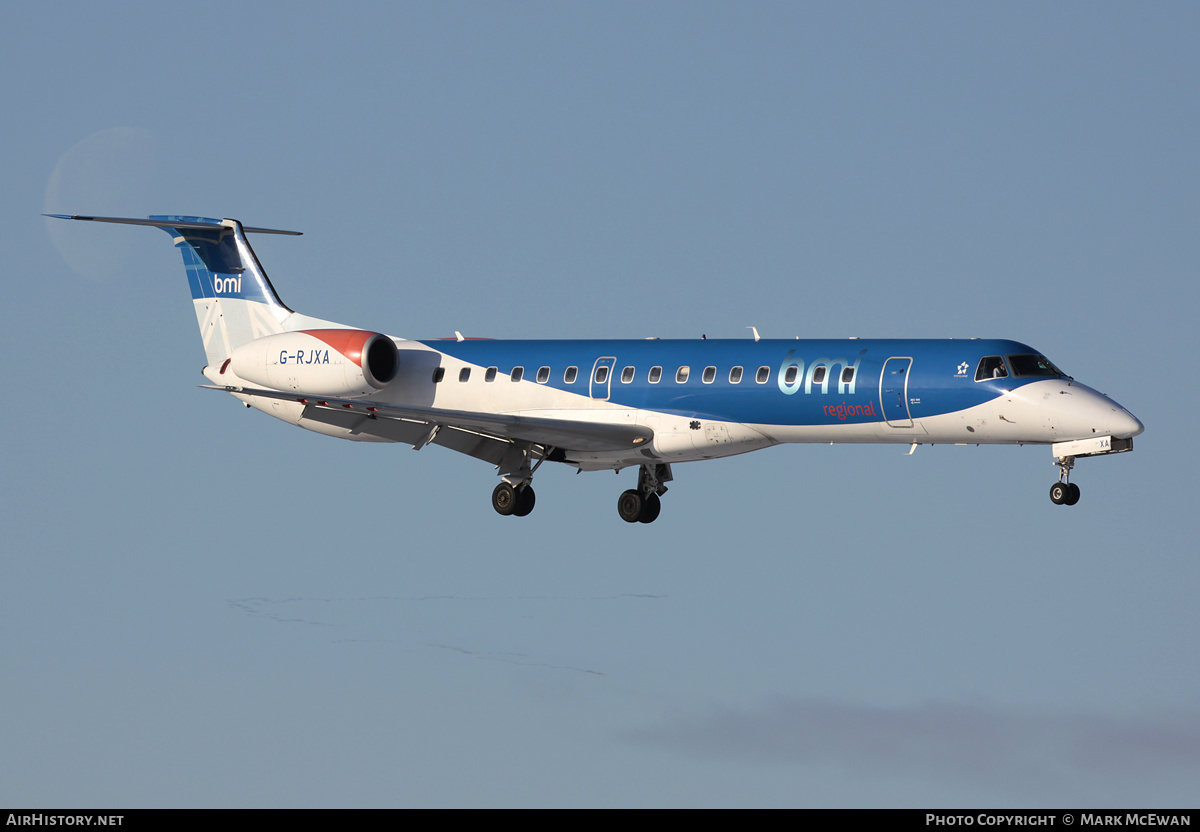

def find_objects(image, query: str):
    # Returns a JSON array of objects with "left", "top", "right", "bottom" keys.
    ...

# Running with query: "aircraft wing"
[{"left": 202, "top": 384, "right": 654, "bottom": 453}]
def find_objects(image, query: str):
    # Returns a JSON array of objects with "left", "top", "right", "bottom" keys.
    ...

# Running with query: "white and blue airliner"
[{"left": 52, "top": 214, "right": 1144, "bottom": 523}]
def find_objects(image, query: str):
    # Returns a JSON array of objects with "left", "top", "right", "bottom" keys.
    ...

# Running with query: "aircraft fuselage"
[{"left": 53, "top": 213, "right": 1144, "bottom": 520}]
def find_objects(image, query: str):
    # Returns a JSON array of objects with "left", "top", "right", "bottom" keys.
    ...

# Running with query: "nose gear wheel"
[{"left": 1049, "top": 455, "right": 1081, "bottom": 506}]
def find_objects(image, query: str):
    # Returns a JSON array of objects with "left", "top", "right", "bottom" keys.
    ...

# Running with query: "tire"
[
  {"left": 617, "top": 489, "right": 643, "bottom": 523},
  {"left": 1065, "top": 483, "right": 1081, "bottom": 506},
  {"left": 1049, "top": 483, "right": 1068, "bottom": 505},
  {"left": 513, "top": 485, "right": 536, "bottom": 517},
  {"left": 637, "top": 492, "right": 661, "bottom": 524},
  {"left": 492, "top": 482, "right": 517, "bottom": 516}
]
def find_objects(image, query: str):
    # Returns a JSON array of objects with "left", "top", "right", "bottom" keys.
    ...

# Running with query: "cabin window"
[
  {"left": 841, "top": 367, "right": 855, "bottom": 384},
  {"left": 648, "top": 366, "right": 662, "bottom": 384},
  {"left": 564, "top": 366, "right": 578, "bottom": 384},
  {"left": 621, "top": 366, "right": 635, "bottom": 383},
  {"left": 756, "top": 366, "right": 770, "bottom": 383},
  {"left": 433, "top": 367, "right": 445, "bottom": 383},
  {"left": 729, "top": 366, "right": 743, "bottom": 384},
  {"left": 975, "top": 356, "right": 1009, "bottom": 381},
  {"left": 485, "top": 366, "right": 497, "bottom": 382},
  {"left": 783, "top": 366, "right": 798, "bottom": 384},
  {"left": 702, "top": 366, "right": 716, "bottom": 384},
  {"left": 459, "top": 367, "right": 471, "bottom": 383},
  {"left": 594, "top": 365, "right": 609, "bottom": 384},
  {"left": 510, "top": 367, "right": 523, "bottom": 382},
  {"left": 812, "top": 366, "right": 827, "bottom": 384},
  {"left": 536, "top": 366, "right": 550, "bottom": 384},
  {"left": 676, "top": 366, "right": 690, "bottom": 383}
]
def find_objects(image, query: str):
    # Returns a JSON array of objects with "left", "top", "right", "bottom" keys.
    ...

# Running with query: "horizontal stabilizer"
[{"left": 44, "top": 214, "right": 301, "bottom": 235}]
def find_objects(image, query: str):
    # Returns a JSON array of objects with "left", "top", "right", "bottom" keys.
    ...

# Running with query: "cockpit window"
[
  {"left": 1007, "top": 354, "right": 1065, "bottom": 378},
  {"left": 975, "top": 356, "right": 1008, "bottom": 381}
]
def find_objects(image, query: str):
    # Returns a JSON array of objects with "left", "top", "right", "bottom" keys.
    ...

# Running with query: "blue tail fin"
[{"left": 148, "top": 215, "right": 294, "bottom": 309}]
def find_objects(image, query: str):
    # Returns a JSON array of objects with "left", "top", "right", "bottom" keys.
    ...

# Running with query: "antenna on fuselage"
[{"left": 748, "top": 326, "right": 760, "bottom": 342}]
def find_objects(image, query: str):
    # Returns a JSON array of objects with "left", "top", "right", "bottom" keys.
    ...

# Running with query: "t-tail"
[{"left": 47, "top": 214, "right": 311, "bottom": 365}]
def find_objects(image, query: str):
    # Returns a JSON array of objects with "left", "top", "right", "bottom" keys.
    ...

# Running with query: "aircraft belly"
[
  {"left": 562, "top": 412, "right": 772, "bottom": 470},
  {"left": 756, "top": 422, "right": 914, "bottom": 444},
  {"left": 233, "top": 392, "right": 399, "bottom": 442},
  {"left": 236, "top": 392, "right": 303, "bottom": 426},
  {"left": 750, "top": 390, "right": 1061, "bottom": 446}
]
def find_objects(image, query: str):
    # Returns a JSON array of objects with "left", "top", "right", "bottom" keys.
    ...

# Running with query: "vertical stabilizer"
[
  {"left": 151, "top": 216, "right": 292, "bottom": 365},
  {"left": 48, "top": 214, "right": 303, "bottom": 365}
]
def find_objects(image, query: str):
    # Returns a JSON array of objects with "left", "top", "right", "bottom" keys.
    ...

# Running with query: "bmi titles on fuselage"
[{"left": 777, "top": 350, "right": 859, "bottom": 396}]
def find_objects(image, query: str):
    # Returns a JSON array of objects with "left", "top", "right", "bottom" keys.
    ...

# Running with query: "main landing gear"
[
  {"left": 492, "top": 481, "right": 536, "bottom": 517},
  {"left": 617, "top": 463, "right": 672, "bottom": 524},
  {"left": 491, "top": 443, "right": 549, "bottom": 518},
  {"left": 1049, "top": 455, "right": 1081, "bottom": 506},
  {"left": 489, "top": 461, "right": 674, "bottom": 523}
]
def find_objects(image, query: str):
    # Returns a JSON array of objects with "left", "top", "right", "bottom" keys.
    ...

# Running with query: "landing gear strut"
[
  {"left": 617, "top": 463, "right": 671, "bottom": 524},
  {"left": 1049, "top": 455, "right": 1081, "bottom": 506}
]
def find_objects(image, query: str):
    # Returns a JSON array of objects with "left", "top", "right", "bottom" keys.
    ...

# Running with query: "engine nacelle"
[{"left": 225, "top": 329, "right": 399, "bottom": 397}]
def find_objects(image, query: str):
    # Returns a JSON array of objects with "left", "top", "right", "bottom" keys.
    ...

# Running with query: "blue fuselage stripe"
[{"left": 419, "top": 338, "right": 1044, "bottom": 427}]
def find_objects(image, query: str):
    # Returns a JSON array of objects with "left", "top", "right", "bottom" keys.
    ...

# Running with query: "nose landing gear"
[
  {"left": 1050, "top": 455, "right": 1081, "bottom": 506},
  {"left": 1049, "top": 481, "right": 1080, "bottom": 506}
]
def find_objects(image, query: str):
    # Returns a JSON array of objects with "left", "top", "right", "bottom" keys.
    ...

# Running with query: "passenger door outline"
[
  {"left": 880, "top": 357, "right": 913, "bottom": 427},
  {"left": 590, "top": 356, "right": 617, "bottom": 401}
]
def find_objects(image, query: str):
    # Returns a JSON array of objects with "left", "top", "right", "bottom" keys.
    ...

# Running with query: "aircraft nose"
[
  {"left": 1115, "top": 406, "right": 1144, "bottom": 439},
  {"left": 1083, "top": 387, "right": 1143, "bottom": 438},
  {"left": 1058, "top": 384, "right": 1143, "bottom": 440}
]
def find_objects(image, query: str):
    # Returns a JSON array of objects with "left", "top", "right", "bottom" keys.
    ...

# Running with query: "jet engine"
[{"left": 225, "top": 329, "right": 399, "bottom": 397}]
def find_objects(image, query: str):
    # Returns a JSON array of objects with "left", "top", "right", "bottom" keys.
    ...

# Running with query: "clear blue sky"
[{"left": 3, "top": 1, "right": 1197, "bottom": 808}]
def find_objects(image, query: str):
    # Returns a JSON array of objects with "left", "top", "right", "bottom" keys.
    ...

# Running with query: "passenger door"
[
  {"left": 880, "top": 357, "right": 913, "bottom": 427},
  {"left": 590, "top": 357, "right": 616, "bottom": 401}
]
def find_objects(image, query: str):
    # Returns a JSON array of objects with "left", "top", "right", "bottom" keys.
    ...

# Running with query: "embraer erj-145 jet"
[{"left": 51, "top": 214, "right": 1143, "bottom": 523}]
